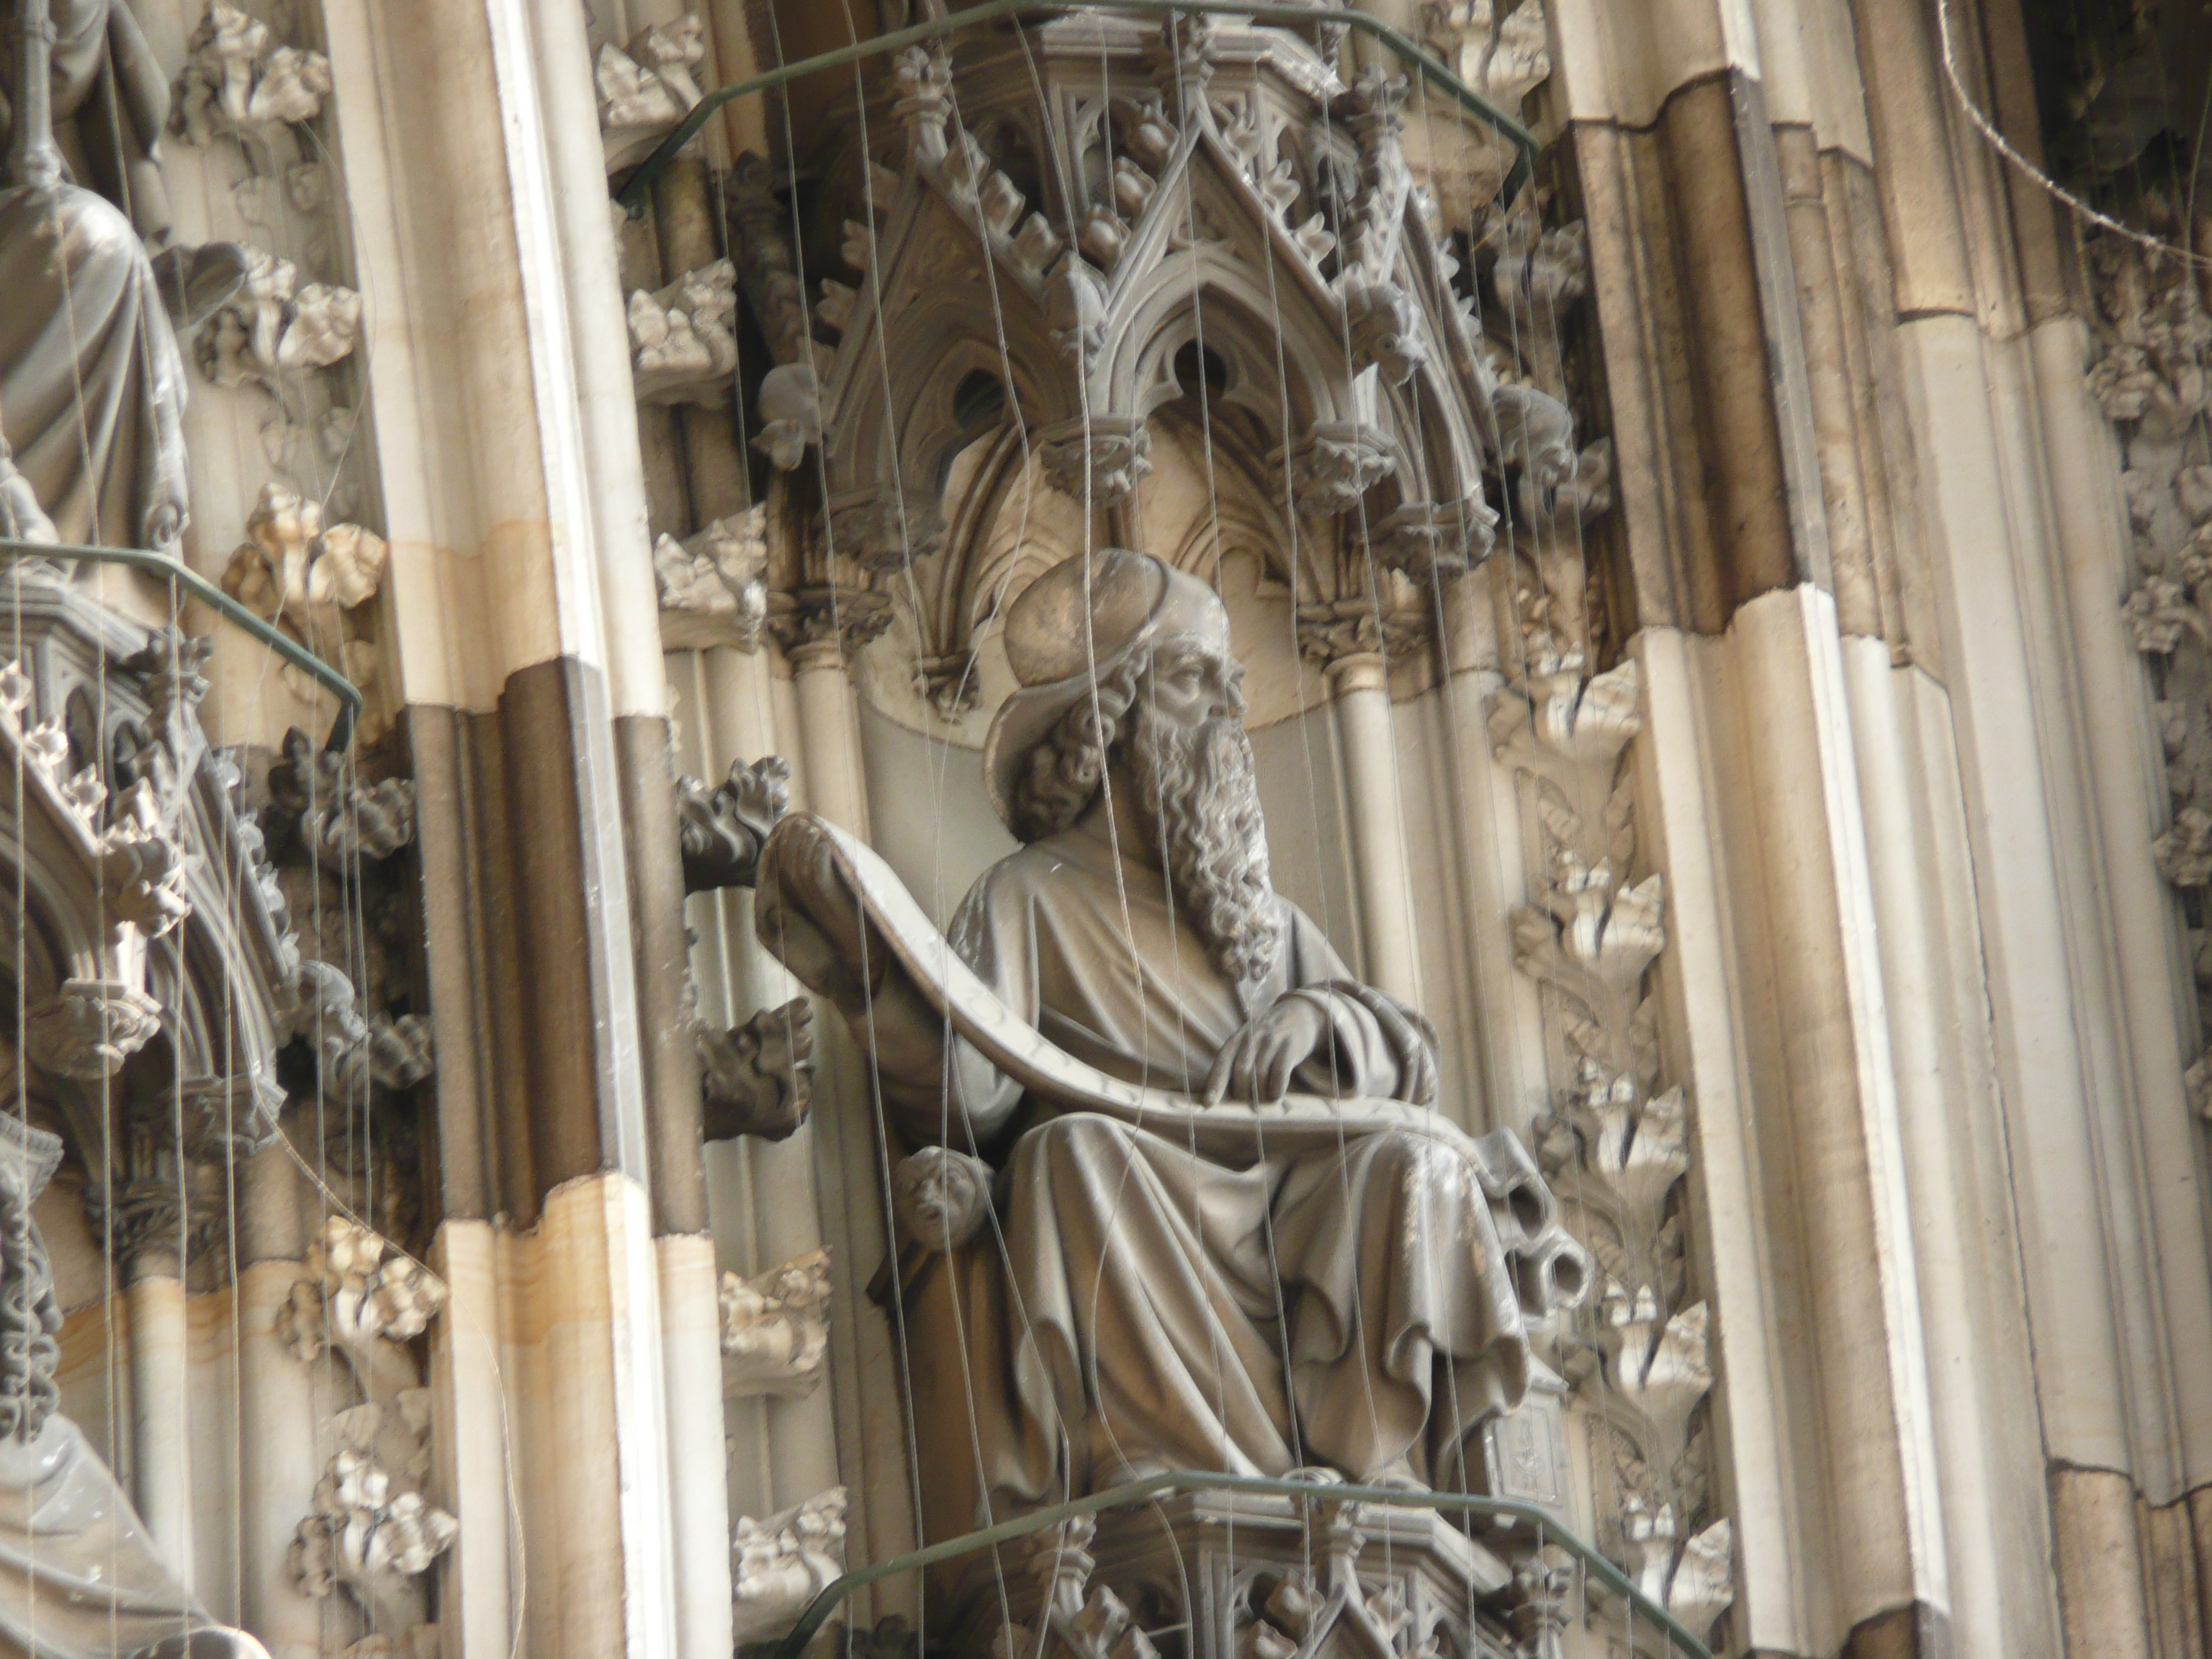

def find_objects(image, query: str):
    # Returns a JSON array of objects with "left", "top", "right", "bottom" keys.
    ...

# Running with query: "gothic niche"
[{"left": 660, "top": 6, "right": 1696, "bottom": 1654}]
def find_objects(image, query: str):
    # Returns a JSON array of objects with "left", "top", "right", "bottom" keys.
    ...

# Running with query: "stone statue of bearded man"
[{"left": 755, "top": 549, "right": 1585, "bottom": 1550}]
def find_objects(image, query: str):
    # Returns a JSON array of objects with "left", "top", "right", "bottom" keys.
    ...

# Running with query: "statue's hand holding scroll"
[{"left": 757, "top": 826, "right": 891, "bottom": 1018}]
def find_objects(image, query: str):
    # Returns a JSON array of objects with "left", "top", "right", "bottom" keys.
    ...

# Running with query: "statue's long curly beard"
[{"left": 1128, "top": 699, "right": 1282, "bottom": 984}]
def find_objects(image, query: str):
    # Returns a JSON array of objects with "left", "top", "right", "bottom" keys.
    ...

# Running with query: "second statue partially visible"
[{"left": 0, "top": 0, "right": 246, "bottom": 550}]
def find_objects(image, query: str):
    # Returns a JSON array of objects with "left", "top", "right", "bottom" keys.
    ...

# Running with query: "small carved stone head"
[{"left": 891, "top": 1146, "right": 992, "bottom": 1253}]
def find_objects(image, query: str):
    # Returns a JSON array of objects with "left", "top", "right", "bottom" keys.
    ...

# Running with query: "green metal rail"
[
  {"left": 769, "top": 1469, "right": 1712, "bottom": 1659},
  {"left": 0, "top": 537, "right": 363, "bottom": 752},
  {"left": 615, "top": 0, "right": 1539, "bottom": 217}
]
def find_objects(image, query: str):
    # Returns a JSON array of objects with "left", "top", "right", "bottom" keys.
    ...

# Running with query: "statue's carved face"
[
  {"left": 893, "top": 1147, "right": 990, "bottom": 1251},
  {"left": 1134, "top": 637, "right": 1246, "bottom": 738}
]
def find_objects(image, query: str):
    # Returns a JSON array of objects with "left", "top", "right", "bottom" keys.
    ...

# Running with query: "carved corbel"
[
  {"left": 657, "top": 507, "right": 770, "bottom": 649},
  {"left": 288, "top": 957, "right": 434, "bottom": 1105},
  {"left": 699, "top": 997, "right": 815, "bottom": 1142},
  {"left": 222, "top": 485, "right": 389, "bottom": 665},
  {"left": 172, "top": 4, "right": 327, "bottom": 130},
  {"left": 678, "top": 755, "right": 791, "bottom": 892},
  {"left": 24, "top": 981, "right": 162, "bottom": 1081},
  {"left": 598, "top": 12, "right": 706, "bottom": 172},
  {"left": 171, "top": 2, "right": 331, "bottom": 179},
  {"left": 1294, "top": 600, "right": 1429, "bottom": 670},
  {"left": 732, "top": 1487, "right": 850, "bottom": 1645},
  {"left": 1483, "top": 201, "right": 1587, "bottom": 400},
  {"left": 291, "top": 1437, "right": 457, "bottom": 1639},
  {"left": 279, "top": 1217, "right": 444, "bottom": 1383},
  {"left": 198, "top": 245, "right": 361, "bottom": 387},
  {"left": 1377, "top": 497, "right": 1497, "bottom": 584},
  {"left": 1037, "top": 418, "right": 1153, "bottom": 507},
  {"left": 1422, "top": 0, "right": 1555, "bottom": 111},
  {"left": 721, "top": 1246, "right": 831, "bottom": 1398},
  {"left": 1618, "top": 1498, "right": 1732, "bottom": 1643},
  {"left": 1275, "top": 423, "right": 1396, "bottom": 518}
]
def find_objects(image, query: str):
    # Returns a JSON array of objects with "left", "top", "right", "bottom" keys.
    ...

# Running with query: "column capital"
[
  {"left": 1036, "top": 417, "right": 1152, "bottom": 508},
  {"left": 1296, "top": 601, "right": 1428, "bottom": 680},
  {"left": 765, "top": 586, "right": 893, "bottom": 668},
  {"left": 1273, "top": 423, "right": 1395, "bottom": 518}
]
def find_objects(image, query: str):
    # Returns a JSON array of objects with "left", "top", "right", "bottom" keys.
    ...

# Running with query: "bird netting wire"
[
  {"left": 846, "top": 25, "right": 1068, "bottom": 1643},
  {"left": 753, "top": 11, "right": 942, "bottom": 1642},
  {"left": 1933, "top": 0, "right": 2212, "bottom": 269},
  {"left": 802, "top": 14, "right": 1185, "bottom": 1639},
  {"left": 1304, "top": 53, "right": 1424, "bottom": 1601},
  {"left": 1150, "top": 11, "right": 1251, "bottom": 1620}
]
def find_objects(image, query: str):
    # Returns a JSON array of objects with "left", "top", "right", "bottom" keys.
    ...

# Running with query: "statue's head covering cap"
[{"left": 983, "top": 549, "right": 1231, "bottom": 832}]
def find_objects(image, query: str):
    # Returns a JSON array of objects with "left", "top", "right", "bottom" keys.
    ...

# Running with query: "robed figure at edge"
[{"left": 756, "top": 549, "right": 1586, "bottom": 1550}]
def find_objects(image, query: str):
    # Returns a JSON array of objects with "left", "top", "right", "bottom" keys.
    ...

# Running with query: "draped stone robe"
[{"left": 852, "top": 819, "right": 1532, "bottom": 1547}]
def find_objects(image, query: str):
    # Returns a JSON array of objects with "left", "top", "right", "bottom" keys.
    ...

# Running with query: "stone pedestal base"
[{"left": 942, "top": 1486, "right": 1525, "bottom": 1659}]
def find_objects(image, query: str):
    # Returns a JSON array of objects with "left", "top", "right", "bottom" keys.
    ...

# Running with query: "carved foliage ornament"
[
  {"left": 630, "top": 260, "right": 739, "bottom": 406},
  {"left": 282, "top": 1218, "right": 457, "bottom": 1643},
  {"left": 2090, "top": 238, "right": 2212, "bottom": 1069},
  {"left": 721, "top": 1245, "right": 831, "bottom": 1398},
  {"left": 732, "top": 1486, "right": 849, "bottom": 1645},
  {"left": 598, "top": 12, "right": 707, "bottom": 172},
  {"left": 657, "top": 506, "right": 770, "bottom": 651}
]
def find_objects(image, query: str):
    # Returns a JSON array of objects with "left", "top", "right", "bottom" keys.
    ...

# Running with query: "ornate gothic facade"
[{"left": 0, "top": 0, "right": 2206, "bottom": 1655}]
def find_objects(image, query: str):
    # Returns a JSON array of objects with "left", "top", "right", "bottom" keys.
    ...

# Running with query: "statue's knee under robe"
[{"left": 899, "top": 1112, "right": 1529, "bottom": 1539}]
